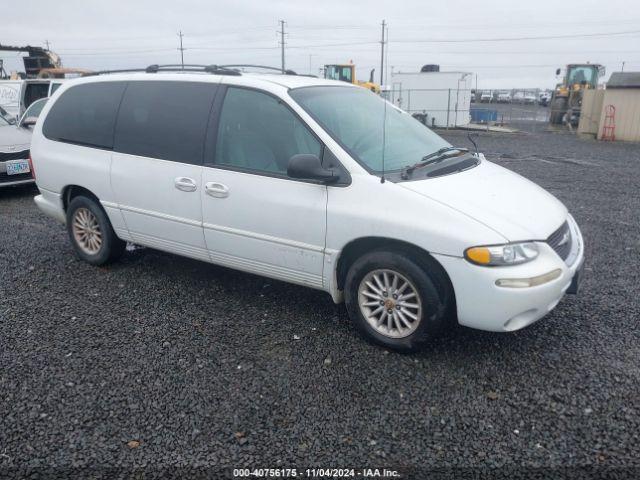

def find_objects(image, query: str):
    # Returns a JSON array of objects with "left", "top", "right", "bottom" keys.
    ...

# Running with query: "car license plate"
[{"left": 6, "top": 159, "right": 30, "bottom": 175}]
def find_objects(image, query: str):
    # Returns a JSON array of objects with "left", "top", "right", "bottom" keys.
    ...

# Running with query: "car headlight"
[{"left": 464, "top": 242, "right": 539, "bottom": 266}]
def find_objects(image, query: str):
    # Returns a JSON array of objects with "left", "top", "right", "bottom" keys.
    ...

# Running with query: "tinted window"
[
  {"left": 114, "top": 81, "right": 217, "bottom": 164},
  {"left": 43, "top": 82, "right": 126, "bottom": 148},
  {"left": 215, "top": 87, "right": 321, "bottom": 175}
]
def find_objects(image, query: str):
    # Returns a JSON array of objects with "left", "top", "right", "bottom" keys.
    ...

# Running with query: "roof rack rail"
[
  {"left": 220, "top": 64, "right": 297, "bottom": 75},
  {"left": 83, "top": 64, "right": 242, "bottom": 77},
  {"left": 145, "top": 64, "right": 241, "bottom": 75}
]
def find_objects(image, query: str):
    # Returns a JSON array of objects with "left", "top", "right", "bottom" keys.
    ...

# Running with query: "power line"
[
  {"left": 54, "top": 48, "right": 177, "bottom": 56},
  {"left": 287, "top": 41, "right": 377, "bottom": 49},
  {"left": 391, "top": 29, "right": 640, "bottom": 43}
]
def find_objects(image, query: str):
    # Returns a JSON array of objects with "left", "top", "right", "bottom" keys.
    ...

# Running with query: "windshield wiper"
[{"left": 401, "top": 147, "right": 469, "bottom": 179}]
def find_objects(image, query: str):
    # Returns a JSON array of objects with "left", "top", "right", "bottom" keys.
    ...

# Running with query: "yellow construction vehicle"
[
  {"left": 324, "top": 62, "right": 380, "bottom": 93},
  {"left": 549, "top": 63, "right": 605, "bottom": 126}
]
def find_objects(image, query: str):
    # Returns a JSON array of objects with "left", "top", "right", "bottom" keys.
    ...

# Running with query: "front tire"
[
  {"left": 344, "top": 250, "right": 453, "bottom": 352},
  {"left": 549, "top": 97, "right": 567, "bottom": 125},
  {"left": 66, "top": 195, "right": 125, "bottom": 265}
]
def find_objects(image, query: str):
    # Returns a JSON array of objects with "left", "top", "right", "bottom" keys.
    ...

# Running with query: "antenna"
[
  {"left": 467, "top": 132, "right": 479, "bottom": 155},
  {"left": 381, "top": 95, "right": 388, "bottom": 183}
]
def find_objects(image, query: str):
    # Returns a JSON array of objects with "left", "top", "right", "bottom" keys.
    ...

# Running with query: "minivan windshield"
[{"left": 290, "top": 86, "right": 452, "bottom": 173}]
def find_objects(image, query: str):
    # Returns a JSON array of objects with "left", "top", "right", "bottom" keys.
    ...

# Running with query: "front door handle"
[
  {"left": 205, "top": 182, "right": 230, "bottom": 198},
  {"left": 175, "top": 177, "right": 197, "bottom": 192}
]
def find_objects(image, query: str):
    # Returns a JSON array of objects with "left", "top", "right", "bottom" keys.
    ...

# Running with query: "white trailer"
[{"left": 389, "top": 71, "right": 473, "bottom": 127}]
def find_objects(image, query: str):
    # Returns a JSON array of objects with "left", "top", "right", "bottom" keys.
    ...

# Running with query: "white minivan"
[{"left": 30, "top": 66, "right": 584, "bottom": 351}]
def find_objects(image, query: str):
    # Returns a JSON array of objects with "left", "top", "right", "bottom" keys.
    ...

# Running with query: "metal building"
[{"left": 579, "top": 72, "right": 640, "bottom": 141}]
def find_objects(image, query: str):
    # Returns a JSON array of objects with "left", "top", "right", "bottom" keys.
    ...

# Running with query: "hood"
[
  {"left": 0, "top": 124, "right": 32, "bottom": 150},
  {"left": 399, "top": 158, "right": 567, "bottom": 241}
]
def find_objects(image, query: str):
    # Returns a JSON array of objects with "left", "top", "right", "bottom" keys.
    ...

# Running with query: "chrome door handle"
[
  {"left": 205, "top": 182, "right": 230, "bottom": 198},
  {"left": 174, "top": 177, "right": 197, "bottom": 192}
]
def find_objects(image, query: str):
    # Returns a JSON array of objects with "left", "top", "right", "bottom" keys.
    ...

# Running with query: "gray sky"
[{"left": 2, "top": 0, "right": 639, "bottom": 89}]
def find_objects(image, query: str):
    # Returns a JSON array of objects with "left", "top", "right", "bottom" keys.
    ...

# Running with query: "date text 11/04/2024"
[{"left": 232, "top": 468, "right": 401, "bottom": 478}]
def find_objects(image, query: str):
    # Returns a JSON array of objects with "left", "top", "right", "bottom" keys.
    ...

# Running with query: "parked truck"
[{"left": 323, "top": 63, "right": 380, "bottom": 93}]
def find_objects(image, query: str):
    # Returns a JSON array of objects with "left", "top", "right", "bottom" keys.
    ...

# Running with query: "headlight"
[{"left": 465, "top": 242, "right": 539, "bottom": 266}]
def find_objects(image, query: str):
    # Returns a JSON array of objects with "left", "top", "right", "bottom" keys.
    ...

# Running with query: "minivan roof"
[{"left": 60, "top": 71, "right": 355, "bottom": 92}]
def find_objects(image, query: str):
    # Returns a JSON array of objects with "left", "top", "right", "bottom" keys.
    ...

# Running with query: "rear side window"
[
  {"left": 42, "top": 82, "right": 126, "bottom": 148},
  {"left": 114, "top": 81, "right": 217, "bottom": 165}
]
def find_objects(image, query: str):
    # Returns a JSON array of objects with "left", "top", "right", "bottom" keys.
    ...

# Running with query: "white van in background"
[{"left": 0, "top": 79, "right": 64, "bottom": 121}]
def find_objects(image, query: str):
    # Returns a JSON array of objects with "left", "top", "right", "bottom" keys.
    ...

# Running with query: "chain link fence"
[
  {"left": 469, "top": 88, "right": 552, "bottom": 133},
  {"left": 383, "top": 87, "right": 554, "bottom": 133}
]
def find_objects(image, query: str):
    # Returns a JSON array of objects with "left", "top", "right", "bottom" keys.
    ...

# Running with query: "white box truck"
[
  {"left": 389, "top": 70, "right": 473, "bottom": 128},
  {"left": 0, "top": 79, "right": 64, "bottom": 121}
]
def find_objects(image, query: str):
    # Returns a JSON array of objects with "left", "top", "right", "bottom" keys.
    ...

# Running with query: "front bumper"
[
  {"left": 0, "top": 159, "right": 35, "bottom": 187},
  {"left": 434, "top": 214, "right": 584, "bottom": 332}
]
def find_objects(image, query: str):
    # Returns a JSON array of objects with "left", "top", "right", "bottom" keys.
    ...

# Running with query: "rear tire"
[
  {"left": 66, "top": 195, "right": 125, "bottom": 265},
  {"left": 344, "top": 249, "right": 453, "bottom": 352}
]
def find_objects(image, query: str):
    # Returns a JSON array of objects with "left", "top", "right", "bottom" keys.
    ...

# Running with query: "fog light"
[{"left": 496, "top": 269, "right": 562, "bottom": 288}]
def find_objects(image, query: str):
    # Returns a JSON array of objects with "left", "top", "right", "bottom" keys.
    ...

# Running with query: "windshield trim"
[{"left": 289, "top": 85, "right": 453, "bottom": 178}]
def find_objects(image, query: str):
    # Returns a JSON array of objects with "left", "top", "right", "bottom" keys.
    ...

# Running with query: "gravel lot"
[{"left": 1, "top": 128, "right": 639, "bottom": 479}]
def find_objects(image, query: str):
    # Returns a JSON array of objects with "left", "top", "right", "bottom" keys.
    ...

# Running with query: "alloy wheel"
[
  {"left": 357, "top": 269, "right": 422, "bottom": 339},
  {"left": 72, "top": 207, "right": 103, "bottom": 255}
]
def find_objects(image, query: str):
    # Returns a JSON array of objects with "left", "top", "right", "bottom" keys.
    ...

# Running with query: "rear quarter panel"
[{"left": 30, "top": 127, "right": 114, "bottom": 204}]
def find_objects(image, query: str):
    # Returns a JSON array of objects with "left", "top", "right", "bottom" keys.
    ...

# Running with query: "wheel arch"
[
  {"left": 61, "top": 185, "right": 101, "bottom": 212},
  {"left": 334, "top": 237, "right": 455, "bottom": 304}
]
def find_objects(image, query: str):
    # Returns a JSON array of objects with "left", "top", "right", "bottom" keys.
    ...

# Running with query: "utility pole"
[
  {"left": 621, "top": 61, "right": 626, "bottom": 72},
  {"left": 379, "top": 20, "right": 386, "bottom": 86},
  {"left": 44, "top": 40, "right": 50, "bottom": 51},
  {"left": 309, "top": 54, "right": 316, "bottom": 76},
  {"left": 178, "top": 31, "right": 185, "bottom": 69},
  {"left": 278, "top": 20, "right": 286, "bottom": 73}
]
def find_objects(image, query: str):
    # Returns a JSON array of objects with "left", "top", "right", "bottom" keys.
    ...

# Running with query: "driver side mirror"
[
  {"left": 555, "top": 68, "right": 561, "bottom": 76},
  {"left": 287, "top": 154, "right": 338, "bottom": 183},
  {"left": 20, "top": 116, "right": 38, "bottom": 128}
]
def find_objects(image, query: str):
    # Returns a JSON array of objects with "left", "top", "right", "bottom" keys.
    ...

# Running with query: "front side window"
[
  {"left": 325, "top": 65, "right": 352, "bottom": 83},
  {"left": 568, "top": 67, "right": 596, "bottom": 86},
  {"left": 42, "top": 82, "right": 126, "bottom": 148},
  {"left": 114, "top": 81, "right": 218, "bottom": 164},
  {"left": 339, "top": 67, "right": 353, "bottom": 82},
  {"left": 290, "top": 86, "right": 451, "bottom": 174},
  {"left": 214, "top": 87, "right": 321, "bottom": 175}
]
